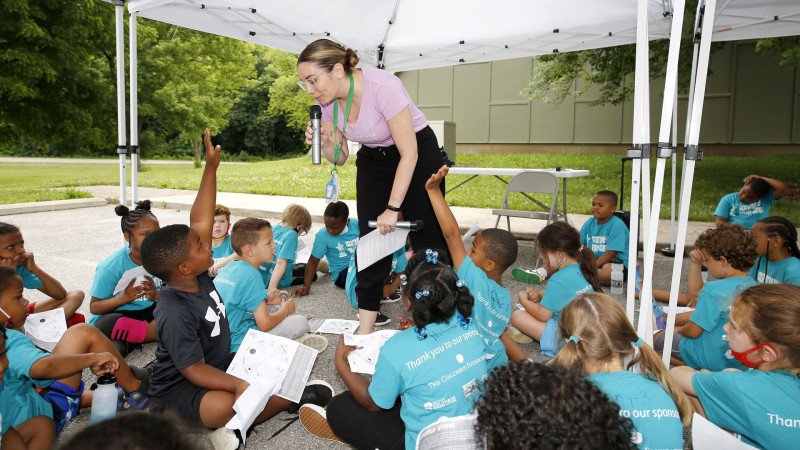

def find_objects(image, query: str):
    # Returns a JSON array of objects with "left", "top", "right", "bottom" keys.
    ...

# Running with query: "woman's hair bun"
[{"left": 345, "top": 48, "right": 360, "bottom": 69}]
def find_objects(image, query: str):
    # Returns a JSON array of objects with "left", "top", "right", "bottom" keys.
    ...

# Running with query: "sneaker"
[
  {"left": 380, "top": 291, "right": 401, "bottom": 304},
  {"left": 208, "top": 427, "right": 239, "bottom": 450},
  {"left": 296, "top": 334, "right": 329, "bottom": 353},
  {"left": 374, "top": 312, "right": 391, "bottom": 326},
  {"left": 287, "top": 380, "right": 335, "bottom": 414},
  {"left": 299, "top": 404, "right": 346, "bottom": 444},
  {"left": 512, "top": 267, "right": 547, "bottom": 285}
]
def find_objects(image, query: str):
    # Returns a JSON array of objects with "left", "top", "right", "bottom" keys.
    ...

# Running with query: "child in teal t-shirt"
[
  {"left": 213, "top": 218, "right": 309, "bottom": 352},
  {"left": 553, "top": 292, "right": 690, "bottom": 450},
  {"left": 748, "top": 216, "right": 800, "bottom": 286},
  {"left": 511, "top": 221, "right": 599, "bottom": 358},
  {"left": 579, "top": 191, "right": 629, "bottom": 286},
  {"left": 208, "top": 204, "right": 236, "bottom": 277},
  {"left": 260, "top": 204, "right": 311, "bottom": 290},
  {"left": 292, "top": 202, "right": 359, "bottom": 298},
  {"left": 714, "top": 175, "right": 786, "bottom": 230},
  {"left": 671, "top": 284, "right": 800, "bottom": 449}
]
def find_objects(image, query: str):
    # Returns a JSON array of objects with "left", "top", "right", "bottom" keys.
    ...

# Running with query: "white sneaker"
[
  {"left": 299, "top": 404, "right": 347, "bottom": 443},
  {"left": 208, "top": 427, "right": 238, "bottom": 450}
]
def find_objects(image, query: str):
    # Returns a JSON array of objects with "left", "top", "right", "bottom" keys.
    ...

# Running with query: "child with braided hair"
[
  {"left": 552, "top": 292, "right": 691, "bottom": 450},
  {"left": 298, "top": 249, "right": 489, "bottom": 449},
  {"left": 89, "top": 201, "right": 161, "bottom": 356},
  {"left": 748, "top": 216, "right": 800, "bottom": 285}
]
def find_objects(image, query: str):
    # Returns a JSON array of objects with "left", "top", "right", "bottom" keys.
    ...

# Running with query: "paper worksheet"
[
  {"left": 691, "top": 413, "right": 756, "bottom": 450},
  {"left": 112, "top": 266, "right": 151, "bottom": 295},
  {"left": 24, "top": 308, "right": 66, "bottom": 352},
  {"left": 356, "top": 229, "right": 409, "bottom": 272},
  {"left": 344, "top": 329, "right": 400, "bottom": 375},
  {"left": 225, "top": 379, "right": 279, "bottom": 445},
  {"left": 226, "top": 329, "right": 318, "bottom": 403},
  {"left": 295, "top": 239, "right": 311, "bottom": 265},
  {"left": 308, "top": 318, "right": 360, "bottom": 335}
]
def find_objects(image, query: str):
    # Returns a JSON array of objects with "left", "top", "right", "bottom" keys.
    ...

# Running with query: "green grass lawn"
[{"left": 1, "top": 153, "right": 797, "bottom": 223}]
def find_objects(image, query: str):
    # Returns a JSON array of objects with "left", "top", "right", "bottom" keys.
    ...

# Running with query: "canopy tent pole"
[
  {"left": 114, "top": 1, "right": 127, "bottom": 206},
  {"left": 662, "top": 0, "right": 716, "bottom": 367},
  {"left": 130, "top": 10, "right": 139, "bottom": 204},
  {"left": 637, "top": 0, "right": 686, "bottom": 344},
  {"left": 625, "top": 0, "right": 649, "bottom": 324}
]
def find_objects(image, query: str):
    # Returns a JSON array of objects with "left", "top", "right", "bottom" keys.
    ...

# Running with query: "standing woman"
[{"left": 297, "top": 39, "right": 448, "bottom": 333}]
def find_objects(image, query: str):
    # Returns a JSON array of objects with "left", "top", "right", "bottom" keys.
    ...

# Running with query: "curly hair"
[
  {"left": 405, "top": 251, "right": 473, "bottom": 331},
  {"left": 298, "top": 39, "right": 360, "bottom": 74},
  {"left": 115, "top": 200, "right": 157, "bottom": 238},
  {"left": 695, "top": 223, "right": 757, "bottom": 271},
  {"left": 537, "top": 221, "right": 602, "bottom": 291},
  {"left": 475, "top": 361, "right": 637, "bottom": 450},
  {"left": 553, "top": 292, "right": 692, "bottom": 426}
]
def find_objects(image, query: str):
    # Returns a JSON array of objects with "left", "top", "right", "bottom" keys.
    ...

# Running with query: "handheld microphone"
[
  {"left": 310, "top": 105, "right": 322, "bottom": 165},
  {"left": 368, "top": 220, "right": 423, "bottom": 231}
]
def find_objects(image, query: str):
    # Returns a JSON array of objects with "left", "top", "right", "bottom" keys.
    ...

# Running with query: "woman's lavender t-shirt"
[{"left": 320, "top": 68, "right": 427, "bottom": 148}]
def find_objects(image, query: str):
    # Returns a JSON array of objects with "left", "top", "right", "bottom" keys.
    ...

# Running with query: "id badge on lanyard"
[{"left": 325, "top": 170, "right": 340, "bottom": 203}]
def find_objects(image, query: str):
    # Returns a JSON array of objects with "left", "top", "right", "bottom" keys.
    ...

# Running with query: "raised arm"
[
  {"left": 425, "top": 165, "right": 467, "bottom": 268},
  {"left": 191, "top": 128, "right": 221, "bottom": 246}
]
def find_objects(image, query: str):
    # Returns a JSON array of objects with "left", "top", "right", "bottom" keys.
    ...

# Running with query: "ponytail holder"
[
  {"left": 457, "top": 314, "right": 470, "bottom": 330},
  {"left": 456, "top": 280, "right": 466, "bottom": 288},
  {"left": 634, "top": 338, "right": 644, "bottom": 347},
  {"left": 425, "top": 249, "right": 439, "bottom": 265},
  {"left": 415, "top": 289, "right": 430, "bottom": 300},
  {"left": 414, "top": 326, "right": 428, "bottom": 340},
  {"left": 568, "top": 336, "right": 580, "bottom": 345},
  {"left": 579, "top": 245, "right": 585, "bottom": 252}
]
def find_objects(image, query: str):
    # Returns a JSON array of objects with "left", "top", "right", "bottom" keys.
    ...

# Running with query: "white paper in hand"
[
  {"left": 225, "top": 379, "right": 279, "bottom": 446},
  {"left": 356, "top": 229, "right": 409, "bottom": 272},
  {"left": 24, "top": 308, "right": 67, "bottom": 352},
  {"left": 691, "top": 413, "right": 756, "bottom": 450},
  {"left": 344, "top": 329, "right": 399, "bottom": 375}
]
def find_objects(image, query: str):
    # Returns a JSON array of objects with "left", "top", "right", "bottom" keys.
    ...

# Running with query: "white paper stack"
[{"left": 24, "top": 308, "right": 67, "bottom": 352}]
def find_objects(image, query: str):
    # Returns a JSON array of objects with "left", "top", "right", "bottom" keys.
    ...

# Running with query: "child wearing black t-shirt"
[{"left": 140, "top": 130, "right": 331, "bottom": 444}]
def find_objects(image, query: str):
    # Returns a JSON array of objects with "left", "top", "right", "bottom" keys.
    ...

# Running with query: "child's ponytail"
[
  {"left": 115, "top": 200, "right": 155, "bottom": 237},
  {"left": 406, "top": 250, "right": 474, "bottom": 333},
  {"left": 453, "top": 279, "right": 474, "bottom": 320},
  {"left": 577, "top": 246, "right": 602, "bottom": 292},
  {"left": 553, "top": 293, "right": 691, "bottom": 425}
]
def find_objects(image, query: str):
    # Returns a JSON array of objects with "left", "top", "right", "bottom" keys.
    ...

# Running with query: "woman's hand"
[{"left": 376, "top": 209, "right": 398, "bottom": 235}]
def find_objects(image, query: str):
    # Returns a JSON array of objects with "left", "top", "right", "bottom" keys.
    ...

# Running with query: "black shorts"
[{"left": 149, "top": 353, "right": 235, "bottom": 425}]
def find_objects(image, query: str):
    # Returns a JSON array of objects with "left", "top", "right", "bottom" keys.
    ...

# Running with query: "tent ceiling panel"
[{"left": 124, "top": 0, "right": 800, "bottom": 71}]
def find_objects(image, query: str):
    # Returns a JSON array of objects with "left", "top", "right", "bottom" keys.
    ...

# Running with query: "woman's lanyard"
[{"left": 326, "top": 73, "right": 354, "bottom": 203}]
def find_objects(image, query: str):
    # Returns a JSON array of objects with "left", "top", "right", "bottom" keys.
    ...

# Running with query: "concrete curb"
[{"left": 0, "top": 198, "right": 106, "bottom": 216}]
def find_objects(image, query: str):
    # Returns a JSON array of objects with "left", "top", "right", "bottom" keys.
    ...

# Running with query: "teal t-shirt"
[
  {"left": 456, "top": 256, "right": 511, "bottom": 371},
  {"left": 0, "top": 330, "right": 54, "bottom": 434},
  {"left": 693, "top": 369, "right": 800, "bottom": 449},
  {"left": 213, "top": 260, "right": 266, "bottom": 352},
  {"left": 539, "top": 264, "right": 593, "bottom": 357},
  {"left": 311, "top": 219, "right": 359, "bottom": 282},
  {"left": 588, "top": 371, "right": 684, "bottom": 450},
  {"left": 748, "top": 256, "right": 800, "bottom": 286},
  {"left": 259, "top": 224, "right": 298, "bottom": 289},
  {"left": 714, "top": 190, "right": 776, "bottom": 229},
  {"left": 89, "top": 245, "right": 161, "bottom": 325},
  {"left": 579, "top": 215, "right": 630, "bottom": 267},
  {"left": 16, "top": 266, "right": 42, "bottom": 290},
  {"left": 212, "top": 235, "right": 234, "bottom": 262},
  {"left": 679, "top": 276, "right": 756, "bottom": 371},
  {"left": 368, "top": 314, "right": 489, "bottom": 450}
]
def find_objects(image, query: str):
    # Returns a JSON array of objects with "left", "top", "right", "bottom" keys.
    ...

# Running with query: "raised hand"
[
  {"left": 425, "top": 165, "right": 449, "bottom": 191},
  {"left": 203, "top": 128, "right": 221, "bottom": 169}
]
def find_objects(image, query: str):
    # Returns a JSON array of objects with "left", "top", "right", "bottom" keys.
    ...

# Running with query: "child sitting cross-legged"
[
  {"left": 213, "top": 217, "right": 310, "bottom": 352},
  {"left": 0, "top": 222, "right": 85, "bottom": 328},
  {"left": 671, "top": 284, "right": 800, "bottom": 449},
  {"left": 509, "top": 221, "right": 602, "bottom": 359},
  {"left": 426, "top": 165, "right": 519, "bottom": 371},
  {"left": 141, "top": 130, "right": 330, "bottom": 442},
  {"left": 208, "top": 204, "right": 237, "bottom": 277},
  {"left": 261, "top": 204, "right": 311, "bottom": 292},
  {"left": 654, "top": 223, "right": 758, "bottom": 371},
  {"left": 292, "top": 201, "right": 358, "bottom": 298},
  {"left": 552, "top": 292, "right": 691, "bottom": 450},
  {"left": 579, "top": 190, "right": 629, "bottom": 286},
  {"left": 299, "top": 250, "right": 489, "bottom": 449},
  {"left": 0, "top": 266, "right": 150, "bottom": 448}
]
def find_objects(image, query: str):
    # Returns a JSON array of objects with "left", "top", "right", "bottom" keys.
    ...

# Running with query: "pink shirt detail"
[{"left": 320, "top": 68, "right": 427, "bottom": 148}]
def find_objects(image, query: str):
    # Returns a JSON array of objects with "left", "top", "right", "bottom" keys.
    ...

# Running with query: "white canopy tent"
[{"left": 110, "top": 0, "right": 800, "bottom": 365}]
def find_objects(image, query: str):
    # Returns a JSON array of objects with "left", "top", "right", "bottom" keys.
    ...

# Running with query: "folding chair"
[{"left": 492, "top": 171, "right": 560, "bottom": 233}]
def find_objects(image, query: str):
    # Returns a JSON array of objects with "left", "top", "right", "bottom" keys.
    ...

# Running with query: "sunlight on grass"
[{"left": 1, "top": 154, "right": 797, "bottom": 223}]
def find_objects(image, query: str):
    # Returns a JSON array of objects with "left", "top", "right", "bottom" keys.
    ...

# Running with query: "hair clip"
[
  {"left": 415, "top": 289, "right": 430, "bottom": 300},
  {"left": 456, "top": 279, "right": 466, "bottom": 288},
  {"left": 414, "top": 326, "right": 428, "bottom": 340},
  {"left": 425, "top": 249, "right": 439, "bottom": 265},
  {"left": 578, "top": 245, "right": 585, "bottom": 252},
  {"left": 568, "top": 336, "right": 580, "bottom": 345},
  {"left": 633, "top": 337, "right": 644, "bottom": 347},
  {"left": 457, "top": 314, "right": 470, "bottom": 330}
]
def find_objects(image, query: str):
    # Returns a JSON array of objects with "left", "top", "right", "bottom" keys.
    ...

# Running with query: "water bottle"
[
  {"left": 610, "top": 257, "right": 624, "bottom": 294},
  {"left": 90, "top": 372, "right": 118, "bottom": 424},
  {"left": 701, "top": 265, "right": 709, "bottom": 283}
]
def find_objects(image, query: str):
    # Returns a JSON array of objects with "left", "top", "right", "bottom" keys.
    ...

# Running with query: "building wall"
[{"left": 397, "top": 41, "right": 800, "bottom": 156}]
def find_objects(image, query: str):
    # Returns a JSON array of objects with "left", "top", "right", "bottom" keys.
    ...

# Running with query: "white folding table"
[{"left": 446, "top": 167, "right": 590, "bottom": 221}]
